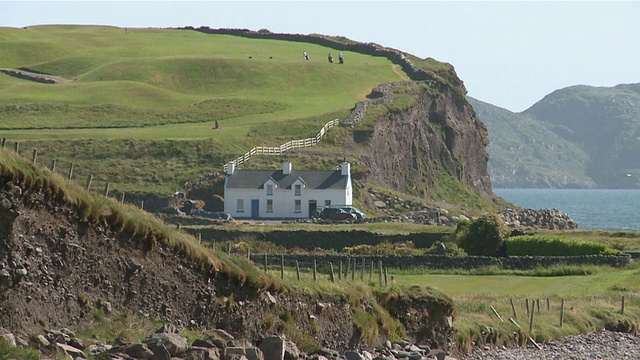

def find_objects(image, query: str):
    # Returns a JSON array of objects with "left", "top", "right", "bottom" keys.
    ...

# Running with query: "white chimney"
[
  {"left": 227, "top": 162, "right": 235, "bottom": 175},
  {"left": 283, "top": 162, "right": 292, "bottom": 175},
  {"left": 340, "top": 162, "right": 350, "bottom": 176}
]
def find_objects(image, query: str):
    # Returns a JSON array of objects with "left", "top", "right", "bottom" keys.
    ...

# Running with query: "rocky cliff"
[{"left": 354, "top": 81, "right": 493, "bottom": 202}]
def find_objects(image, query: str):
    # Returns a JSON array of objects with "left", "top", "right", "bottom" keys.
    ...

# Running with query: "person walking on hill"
[
  {"left": 328, "top": 53, "right": 334, "bottom": 63},
  {"left": 338, "top": 52, "right": 344, "bottom": 64},
  {"left": 303, "top": 50, "right": 309, "bottom": 60}
]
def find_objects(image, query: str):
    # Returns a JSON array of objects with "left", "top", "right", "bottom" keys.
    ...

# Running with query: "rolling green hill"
[
  {"left": 0, "top": 25, "right": 497, "bottom": 214},
  {"left": 471, "top": 83, "right": 640, "bottom": 189}
]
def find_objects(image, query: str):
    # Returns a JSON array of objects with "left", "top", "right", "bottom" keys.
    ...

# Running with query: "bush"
[
  {"left": 456, "top": 214, "right": 509, "bottom": 256},
  {"left": 506, "top": 235, "right": 620, "bottom": 256}
]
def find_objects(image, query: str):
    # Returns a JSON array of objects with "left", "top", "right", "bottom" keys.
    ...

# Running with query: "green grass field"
[{"left": 0, "top": 25, "right": 412, "bottom": 194}]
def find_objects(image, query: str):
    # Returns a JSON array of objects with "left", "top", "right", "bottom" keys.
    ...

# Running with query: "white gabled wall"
[{"left": 225, "top": 187, "right": 350, "bottom": 219}]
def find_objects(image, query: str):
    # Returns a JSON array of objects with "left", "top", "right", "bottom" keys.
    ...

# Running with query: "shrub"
[
  {"left": 456, "top": 214, "right": 509, "bottom": 256},
  {"left": 506, "top": 235, "right": 620, "bottom": 256},
  {"left": 423, "top": 242, "right": 467, "bottom": 257}
]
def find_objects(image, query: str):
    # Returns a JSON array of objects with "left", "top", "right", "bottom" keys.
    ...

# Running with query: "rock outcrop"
[{"left": 360, "top": 82, "right": 492, "bottom": 199}]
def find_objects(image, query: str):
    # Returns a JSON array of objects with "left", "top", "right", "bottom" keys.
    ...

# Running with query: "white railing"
[{"left": 223, "top": 118, "right": 340, "bottom": 172}]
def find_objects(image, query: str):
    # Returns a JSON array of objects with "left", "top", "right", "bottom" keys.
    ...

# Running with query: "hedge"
[{"left": 506, "top": 235, "right": 618, "bottom": 256}]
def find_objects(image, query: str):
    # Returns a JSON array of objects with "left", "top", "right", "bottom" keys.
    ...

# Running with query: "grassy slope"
[{"left": 0, "top": 25, "right": 410, "bottom": 194}]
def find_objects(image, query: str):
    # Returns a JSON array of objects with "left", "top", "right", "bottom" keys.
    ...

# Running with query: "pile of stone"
[
  {"left": 367, "top": 189, "right": 578, "bottom": 230},
  {"left": 499, "top": 208, "right": 578, "bottom": 230},
  {"left": 0, "top": 324, "right": 457, "bottom": 360}
]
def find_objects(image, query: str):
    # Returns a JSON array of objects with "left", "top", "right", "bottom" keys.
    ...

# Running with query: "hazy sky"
[{"left": 3, "top": 1, "right": 639, "bottom": 112}]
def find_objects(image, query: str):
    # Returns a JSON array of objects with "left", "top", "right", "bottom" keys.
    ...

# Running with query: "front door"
[
  {"left": 308, "top": 200, "right": 317, "bottom": 218},
  {"left": 251, "top": 199, "right": 259, "bottom": 219}
]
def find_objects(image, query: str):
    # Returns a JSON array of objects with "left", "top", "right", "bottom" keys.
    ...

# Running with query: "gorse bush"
[
  {"left": 456, "top": 214, "right": 510, "bottom": 256},
  {"left": 506, "top": 235, "right": 620, "bottom": 256}
]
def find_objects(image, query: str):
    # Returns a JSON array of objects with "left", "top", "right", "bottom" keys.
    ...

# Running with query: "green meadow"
[{"left": 0, "top": 25, "right": 412, "bottom": 193}]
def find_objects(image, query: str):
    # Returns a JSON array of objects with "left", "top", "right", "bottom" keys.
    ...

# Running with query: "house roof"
[{"left": 226, "top": 169, "right": 348, "bottom": 190}]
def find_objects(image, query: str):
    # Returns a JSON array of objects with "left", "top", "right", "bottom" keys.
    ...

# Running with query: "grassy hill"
[{"left": 0, "top": 25, "right": 409, "bottom": 194}]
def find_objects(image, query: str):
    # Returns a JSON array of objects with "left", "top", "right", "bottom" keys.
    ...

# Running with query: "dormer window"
[
  {"left": 294, "top": 184, "right": 302, "bottom": 196},
  {"left": 266, "top": 184, "right": 274, "bottom": 196}
]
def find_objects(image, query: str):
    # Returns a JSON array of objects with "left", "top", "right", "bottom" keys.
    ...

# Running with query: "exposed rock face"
[{"left": 361, "top": 82, "right": 493, "bottom": 200}]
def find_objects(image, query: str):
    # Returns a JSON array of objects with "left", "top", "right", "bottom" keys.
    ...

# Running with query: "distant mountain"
[{"left": 470, "top": 83, "right": 640, "bottom": 189}]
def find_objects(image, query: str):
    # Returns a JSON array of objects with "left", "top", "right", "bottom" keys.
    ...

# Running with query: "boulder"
[
  {"left": 56, "top": 342, "right": 86, "bottom": 358},
  {"left": 144, "top": 332, "right": 188, "bottom": 357},
  {"left": 259, "top": 336, "right": 285, "bottom": 360},
  {"left": 117, "top": 343, "right": 154, "bottom": 359},
  {"left": 187, "top": 346, "right": 221, "bottom": 360}
]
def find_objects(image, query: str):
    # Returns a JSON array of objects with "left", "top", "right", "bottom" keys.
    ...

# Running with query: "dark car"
[
  {"left": 341, "top": 206, "right": 366, "bottom": 219},
  {"left": 191, "top": 209, "right": 233, "bottom": 221},
  {"left": 318, "top": 207, "right": 357, "bottom": 221}
]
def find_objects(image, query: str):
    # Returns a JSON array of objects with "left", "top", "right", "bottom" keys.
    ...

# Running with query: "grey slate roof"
[{"left": 226, "top": 170, "right": 347, "bottom": 190}]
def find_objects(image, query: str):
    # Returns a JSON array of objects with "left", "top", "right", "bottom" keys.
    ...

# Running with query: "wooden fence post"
[
  {"left": 50, "top": 159, "right": 56, "bottom": 172},
  {"left": 510, "top": 298, "right": 518, "bottom": 320},
  {"left": 1, "top": 138, "right": 5, "bottom": 148},
  {"left": 313, "top": 259, "right": 317, "bottom": 282},
  {"left": 547, "top": 298, "right": 550, "bottom": 311},
  {"left": 247, "top": 248, "right": 251, "bottom": 260},
  {"left": 86, "top": 175, "right": 93, "bottom": 191},
  {"left": 120, "top": 192, "right": 125, "bottom": 203},
  {"left": 68, "top": 163, "right": 74, "bottom": 180},
  {"left": 384, "top": 265, "right": 388, "bottom": 286},
  {"left": 369, "top": 260, "right": 373, "bottom": 281},
  {"left": 526, "top": 299, "right": 530, "bottom": 317},
  {"left": 296, "top": 260, "right": 301, "bottom": 281},
  {"left": 197, "top": 233, "right": 202, "bottom": 243},
  {"left": 351, "top": 258, "right": 355, "bottom": 281},
  {"left": 345, "top": 258, "right": 350, "bottom": 278},
  {"left": 280, "top": 254, "right": 284, "bottom": 279},
  {"left": 528, "top": 299, "right": 535, "bottom": 333},
  {"left": 264, "top": 254, "right": 268, "bottom": 273},
  {"left": 621, "top": 295, "right": 625, "bottom": 315},
  {"left": 227, "top": 242, "right": 231, "bottom": 255},
  {"left": 31, "top": 149, "right": 37, "bottom": 165},
  {"left": 536, "top": 299, "right": 540, "bottom": 313},
  {"left": 560, "top": 298, "right": 565, "bottom": 327},
  {"left": 140, "top": 200, "right": 144, "bottom": 210},
  {"left": 378, "top": 261, "right": 383, "bottom": 286},
  {"left": 491, "top": 306, "right": 504, "bottom": 322},
  {"left": 360, "top": 257, "right": 365, "bottom": 281},
  {"left": 104, "top": 183, "right": 110, "bottom": 197},
  {"left": 329, "top": 262, "right": 335, "bottom": 283},
  {"left": 338, "top": 260, "right": 342, "bottom": 280},
  {"left": 14, "top": 142, "right": 19, "bottom": 155}
]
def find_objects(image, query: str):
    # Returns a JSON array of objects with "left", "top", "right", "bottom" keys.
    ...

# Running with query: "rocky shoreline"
[
  {"left": 3, "top": 324, "right": 639, "bottom": 360},
  {"left": 0, "top": 324, "right": 457, "bottom": 360},
  {"left": 461, "top": 330, "right": 640, "bottom": 360}
]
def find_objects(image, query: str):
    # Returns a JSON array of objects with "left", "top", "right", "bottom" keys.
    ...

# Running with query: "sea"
[{"left": 493, "top": 189, "right": 640, "bottom": 231}]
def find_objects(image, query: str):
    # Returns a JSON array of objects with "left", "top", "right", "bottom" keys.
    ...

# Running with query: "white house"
[{"left": 224, "top": 161, "right": 353, "bottom": 219}]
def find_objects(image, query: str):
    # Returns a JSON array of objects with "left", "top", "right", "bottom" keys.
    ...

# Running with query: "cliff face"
[{"left": 361, "top": 82, "right": 493, "bottom": 200}]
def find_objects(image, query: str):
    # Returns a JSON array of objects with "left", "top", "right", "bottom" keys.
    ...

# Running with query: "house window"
[
  {"left": 237, "top": 199, "right": 244, "bottom": 213},
  {"left": 266, "top": 199, "right": 273, "bottom": 213},
  {"left": 294, "top": 184, "right": 301, "bottom": 196},
  {"left": 325, "top": 200, "right": 332, "bottom": 207},
  {"left": 266, "top": 184, "right": 273, "bottom": 196},
  {"left": 294, "top": 200, "right": 302, "bottom": 213}
]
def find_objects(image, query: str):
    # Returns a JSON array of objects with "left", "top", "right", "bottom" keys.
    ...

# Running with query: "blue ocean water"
[{"left": 494, "top": 189, "right": 640, "bottom": 231}]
